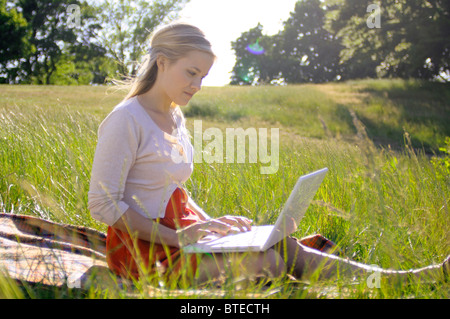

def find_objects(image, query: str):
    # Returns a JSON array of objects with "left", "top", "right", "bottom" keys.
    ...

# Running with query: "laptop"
[{"left": 182, "top": 167, "right": 328, "bottom": 253}]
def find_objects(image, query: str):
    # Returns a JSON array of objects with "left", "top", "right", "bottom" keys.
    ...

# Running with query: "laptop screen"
[{"left": 264, "top": 168, "right": 328, "bottom": 249}]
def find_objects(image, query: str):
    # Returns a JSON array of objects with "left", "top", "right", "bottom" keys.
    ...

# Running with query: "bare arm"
[
  {"left": 112, "top": 207, "right": 181, "bottom": 248},
  {"left": 186, "top": 196, "right": 211, "bottom": 221},
  {"left": 112, "top": 205, "right": 253, "bottom": 248}
]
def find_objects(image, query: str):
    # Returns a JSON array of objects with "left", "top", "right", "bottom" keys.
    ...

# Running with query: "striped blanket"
[
  {"left": 0, "top": 213, "right": 111, "bottom": 289},
  {"left": 0, "top": 213, "right": 338, "bottom": 291}
]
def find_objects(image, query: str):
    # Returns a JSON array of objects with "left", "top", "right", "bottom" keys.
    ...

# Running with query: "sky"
[{"left": 177, "top": 0, "right": 299, "bottom": 86}]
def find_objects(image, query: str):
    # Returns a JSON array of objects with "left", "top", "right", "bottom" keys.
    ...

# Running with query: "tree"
[
  {"left": 0, "top": 0, "right": 106, "bottom": 84},
  {"left": 0, "top": 0, "right": 187, "bottom": 84},
  {"left": 64, "top": 1, "right": 116, "bottom": 84},
  {"left": 91, "top": 0, "right": 189, "bottom": 79},
  {"left": 230, "top": 0, "right": 343, "bottom": 85},
  {"left": 0, "top": 0, "right": 31, "bottom": 83},
  {"left": 15, "top": 0, "right": 81, "bottom": 84},
  {"left": 231, "top": 24, "right": 267, "bottom": 85},
  {"left": 279, "top": 0, "right": 343, "bottom": 83},
  {"left": 326, "top": 0, "right": 450, "bottom": 80}
]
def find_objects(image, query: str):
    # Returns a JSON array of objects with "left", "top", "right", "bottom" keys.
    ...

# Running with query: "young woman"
[{"left": 88, "top": 22, "right": 448, "bottom": 285}]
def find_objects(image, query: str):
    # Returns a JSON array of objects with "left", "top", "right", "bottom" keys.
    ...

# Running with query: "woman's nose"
[{"left": 191, "top": 78, "right": 202, "bottom": 92}]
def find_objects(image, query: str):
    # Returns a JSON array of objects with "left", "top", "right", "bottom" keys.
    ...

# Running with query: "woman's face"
[{"left": 158, "top": 50, "right": 215, "bottom": 106}]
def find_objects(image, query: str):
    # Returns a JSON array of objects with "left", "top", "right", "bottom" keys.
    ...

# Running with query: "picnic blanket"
[
  {"left": 0, "top": 213, "right": 112, "bottom": 289},
  {"left": 0, "top": 212, "right": 338, "bottom": 293}
]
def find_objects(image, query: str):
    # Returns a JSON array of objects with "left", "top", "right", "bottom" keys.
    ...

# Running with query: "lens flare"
[
  {"left": 246, "top": 39, "right": 265, "bottom": 55},
  {"left": 241, "top": 75, "right": 250, "bottom": 82},
  {"left": 237, "top": 70, "right": 252, "bottom": 84}
]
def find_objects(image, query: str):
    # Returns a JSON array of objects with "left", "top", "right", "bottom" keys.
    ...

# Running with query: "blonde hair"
[{"left": 111, "top": 22, "right": 215, "bottom": 101}]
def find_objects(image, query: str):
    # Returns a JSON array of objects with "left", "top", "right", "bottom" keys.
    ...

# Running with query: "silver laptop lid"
[{"left": 263, "top": 167, "right": 328, "bottom": 250}]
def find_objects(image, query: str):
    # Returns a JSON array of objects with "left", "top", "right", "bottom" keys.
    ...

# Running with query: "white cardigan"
[{"left": 88, "top": 96, "right": 194, "bottom": 226}]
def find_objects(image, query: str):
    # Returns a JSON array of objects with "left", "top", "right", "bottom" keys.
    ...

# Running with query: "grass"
[{"left": 0, "top": 79, "right": 449, "bottom": 299}]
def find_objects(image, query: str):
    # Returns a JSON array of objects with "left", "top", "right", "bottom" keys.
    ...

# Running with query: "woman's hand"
[{"left": 176, "top": 215, "right": 252, "bottom": 247}]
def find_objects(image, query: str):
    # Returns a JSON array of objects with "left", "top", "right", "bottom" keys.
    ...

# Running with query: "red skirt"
[
  {"left": 105, "top": 188, "right": 339, "bottom": 281},
  {"left": 105, "top": 188, "right": 201, "bottom": 280}
]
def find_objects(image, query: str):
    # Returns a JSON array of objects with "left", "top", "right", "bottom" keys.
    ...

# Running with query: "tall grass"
[
  {"left": 0, "top": 81, "right": 449, "bottom": 298},
  {"left": 0, "top": 103, "right": 98, "bottom": 227}
]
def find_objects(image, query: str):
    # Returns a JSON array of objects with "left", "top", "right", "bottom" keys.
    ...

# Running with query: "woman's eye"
[{"left": 188, "top": 71, "right": 196, "bottom": 76}]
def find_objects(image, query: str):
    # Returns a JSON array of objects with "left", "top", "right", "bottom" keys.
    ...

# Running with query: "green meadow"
[{"left": 0, "top": 79, "right": 449, "bottom": 298}]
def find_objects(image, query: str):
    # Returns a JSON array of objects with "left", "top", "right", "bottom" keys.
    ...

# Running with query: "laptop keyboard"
[{"left": 198, "top": 226, "right": 272, "bottom": 245}]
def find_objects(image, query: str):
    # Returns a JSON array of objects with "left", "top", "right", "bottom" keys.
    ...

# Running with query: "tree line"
[
  {"left": 0, "top": 0, "right": 188, "bottom": 84},
  {"left": 231, "top": 0, "right": 450, "bottom": 85},
  {"left": 1, "top": 0, "right": 449, "bottom": 85}
]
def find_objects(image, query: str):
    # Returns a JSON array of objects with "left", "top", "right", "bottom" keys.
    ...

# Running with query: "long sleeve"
[
  {"left": 88, "top": 108, "right": 139, "bottom": 226},
  {"left": 88, "top": 97, "right": 193, "bottom": 225}
]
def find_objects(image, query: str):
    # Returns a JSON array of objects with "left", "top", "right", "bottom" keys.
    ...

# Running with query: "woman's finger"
[
  {"left": 216, "top": 215, "right": 252, "bottom": 232},
  {"left": 204, "top": 219, "right": 236, "bottom": 235},
  {"left": 176, "top": 221, "right": 217, "bottom": 246},
  {"left": 178, "top": 216, "right": 253, "bottom": 247}
]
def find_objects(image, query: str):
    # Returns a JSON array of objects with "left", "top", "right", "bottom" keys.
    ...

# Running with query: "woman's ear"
[{"left": 156, "top": 55, "right": 168, "bottom": 71}]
